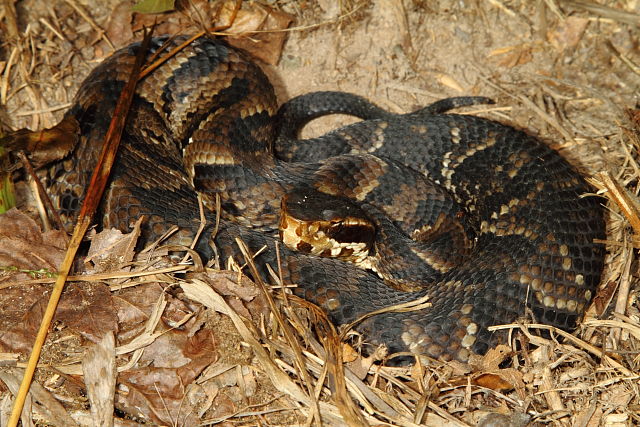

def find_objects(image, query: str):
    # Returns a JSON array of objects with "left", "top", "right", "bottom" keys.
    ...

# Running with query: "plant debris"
[{"left": 1, "top": 0, "right": 639, "bottom": 425}]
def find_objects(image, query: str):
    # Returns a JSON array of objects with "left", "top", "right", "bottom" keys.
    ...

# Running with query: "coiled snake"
[{"left": 16, "top": 36, "right": 607, "bottom": 363}]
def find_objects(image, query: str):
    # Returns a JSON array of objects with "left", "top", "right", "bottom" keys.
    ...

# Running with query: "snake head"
[{"left": 279, "top": 190, "right": 376, "bottom": 266}]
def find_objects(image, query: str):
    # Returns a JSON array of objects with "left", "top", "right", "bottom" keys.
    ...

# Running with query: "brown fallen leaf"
[
  {"left": 112, "top": 283, "right": 165, "bottom": 343},
  {"left": 84, "top": 219, "right": 142, "bottom": 274},
  {"left": 488, "top": 42, "right": 538, "bottom": 68},
  {"left": 0, "top": 209, "right": 67, "bottom": 281},
  {"left": 116, "top": 327, "right": 217, "bottom": 425},
  {"left": 468, "top": 345, "right": 526, "bottom": 398},
  {"left": 547, "top": 16, "right": 589, "bottom": 52},
  {"left": 0, "top": 115, "right": 79, "bottom": 169},
  {"left": 0, "top": 280, "right": 116, "bottom": 354},
  {"left": 590, "top": 280, "right": 618, "bottom": 317},
  {"left": 473, "top": 372, "right": 517, "bottom": 391},
  {"left": 82, "top": 332, "right": 117, "bottom": 426},
  {"left": 0, "top": 368, "right": 79, "bottom": 427},
  {"left": 627, "top": 107, "right": 640, "bottom": 130},
  {"left": 0, "top": 284, "right": 48, "bottom": 353},
  {"left": 104, "top": 1, "right": 135, "bottom": 49},
  {"left": 222, "top": 1, "right": 294, "bottom": 65},
  {"left": 54, "top": 282, "right": 118, "bottom": 344}
]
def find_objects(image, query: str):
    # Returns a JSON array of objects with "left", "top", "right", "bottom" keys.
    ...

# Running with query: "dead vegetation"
[{"left": 0, "top": 0, "right": 639, "bottom": 425}]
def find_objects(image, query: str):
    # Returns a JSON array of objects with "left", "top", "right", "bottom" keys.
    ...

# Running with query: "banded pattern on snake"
[{"left": 17, "top": 35, "right": 606, "bottom": 363}]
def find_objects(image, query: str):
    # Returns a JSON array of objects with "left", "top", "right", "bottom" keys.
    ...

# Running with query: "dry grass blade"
[
  {"left": 6, "top": 28, "right": 155, "bottom": 427},
  {"left": 488, "top": 323, "right": 636, "bottom": 377},
  {"left": 590, "top": 171, "right": 640, "bottom": 237},
  {"left": 234, "top": 237, "right": 326, "bottom": 426},
  {"left": 179, "top": 279, "right": 347, "bottom": 425},
  {"left": 16, "top": 151, "right": 64, "bottom": 231},
  {"left": 583, "top": 317, "right": 640, "bottom": 342},
  {"left": 341, "top": 294, "right": 431, "bottom": 342},
  {"left": 605, "top": 40, "right": 640, "bottom": 76},
  {"left": 560, "top": 0, "right": 640, "bottom": 26}
]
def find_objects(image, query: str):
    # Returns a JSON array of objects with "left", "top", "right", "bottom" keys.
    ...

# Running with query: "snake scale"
[{"left": 27, "top": 35, "right": 605, "bottom": 363}]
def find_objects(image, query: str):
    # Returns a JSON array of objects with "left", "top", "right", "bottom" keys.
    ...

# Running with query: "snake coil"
[{"left": 34, "top": 35, "right": 605, "bottom": 363}]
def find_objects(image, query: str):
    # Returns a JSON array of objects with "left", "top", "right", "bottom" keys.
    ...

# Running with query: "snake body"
[{"left": 38, "top": 35, "right": 605, "bottom": 363}]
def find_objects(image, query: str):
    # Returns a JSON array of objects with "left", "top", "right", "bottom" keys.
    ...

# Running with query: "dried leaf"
[
  {"left": 436, "top": 73, "right": 464, "bottom": 93},
  {"left": 82, "top": 332, "right": 116, "bottom": 426},
  {"left": 0, "top": 278, "right": 117, "bottom": 354},
  {"left": 489, "top": 44, "right": 534, "bottom": 68},
  {"left": 223, "top": 1, "right": 293, "bottom": 64},
  {"left": 104, "top": 1, "right": 135, "bottom": 49},
  {"left": 0, "top": 368, "right": 79, "bottom": 426},
  {"left": 0, "top": 285, "right": 48, "bottom": 353},
  {"left": 468, "top": 345, "right": 526, "bottom": 398},
  {"left": 194, "top": 270, "right": 268, "bottom": 321},
  {"left": 85, "top": 220, "right": 142, "bottom": 274},
  {"left": 116, "top": 327, "right": 216, "bottom": 425},
  {"left": 55, "top": 282, "right": 118, "bottom": 344},
  {"left": 591, "top": 280, "right": 618, "bottom": 317},
  {"left": 474, "top": 372, "right": 517, "bottom": 392},
  {"left": 0, "top": 209, "right": 66, "bottom": 280},
  {"left": 547, "top": 16, "right": 589, "bottom": 51},
  {"left": 112, "top": 283, "right": 165, "bottom": 343},
  {"left": 0, "top": 115, "right": 79, "bottom": 168}
]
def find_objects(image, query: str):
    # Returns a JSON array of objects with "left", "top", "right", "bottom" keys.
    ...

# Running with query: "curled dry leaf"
[
  {"left": 84, "top": 219, "right": 142, "bottom": 274},
  {"left": 216, "top": 0, "right": 294, "bottom": 65},
  {"left": 130, "top": 0, "right": 292, "bottom": 65},
  {"left": 0, "top": 208, "right": 67, "bottom": 279},
  {"left": 0, "top": 115, "right": 79, "bottom": 169},
  {"left": 467, "top": 345, "right": 526, "bottom": 398}
]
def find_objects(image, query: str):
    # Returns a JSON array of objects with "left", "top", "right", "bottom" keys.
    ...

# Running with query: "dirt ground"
[{"left": 1, "top": 0, "right": 640, "bottom": 426}]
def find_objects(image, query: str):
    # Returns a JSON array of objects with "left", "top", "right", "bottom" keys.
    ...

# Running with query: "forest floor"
[{"left": 1, "top": 0, "right": 639, "bottom": 425}]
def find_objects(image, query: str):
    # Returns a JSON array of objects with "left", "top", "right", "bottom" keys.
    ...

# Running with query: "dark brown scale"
[{"left": 29, "top": 35, "right": 605, "bottom": 363}]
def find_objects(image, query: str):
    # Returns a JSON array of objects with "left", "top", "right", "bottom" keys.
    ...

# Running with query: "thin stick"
[
  {"left": 16, "top": 151, "right": 65, "bottom": 232},
  {"left": 7, "top": 28, "right": 154, "bottom": 427}
]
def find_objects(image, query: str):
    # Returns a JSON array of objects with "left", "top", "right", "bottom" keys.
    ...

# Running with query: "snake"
[{"left": 8, "top": 35, "right": 606, "bottom": 363}]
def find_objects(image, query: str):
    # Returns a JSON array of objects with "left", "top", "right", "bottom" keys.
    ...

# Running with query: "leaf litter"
[{"left": 0, "top": 0, "right": 639, "bottom": 425}]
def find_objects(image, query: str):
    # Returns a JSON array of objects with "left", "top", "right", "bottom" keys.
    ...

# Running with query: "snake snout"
[{"left": 279, "top": 190, "right": 375, "bottom": 265}]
